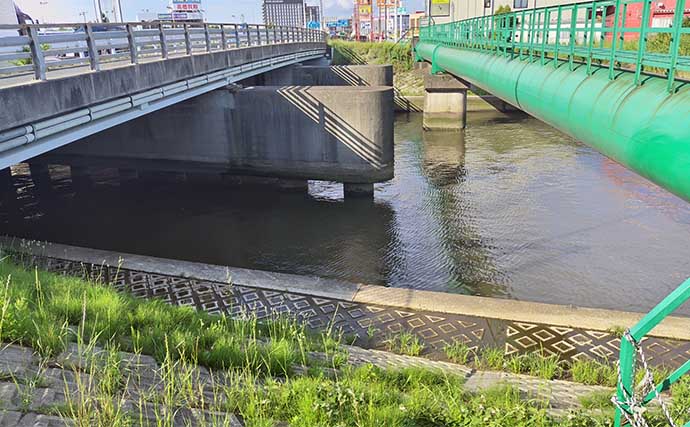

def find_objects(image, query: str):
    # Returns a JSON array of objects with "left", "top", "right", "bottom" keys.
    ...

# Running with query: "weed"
[
  {"left": 444, "top": 341, "right": 474, "bottom": 364},
  {"left": 384, "top": 331, "right": 424, "bottom": 356}
]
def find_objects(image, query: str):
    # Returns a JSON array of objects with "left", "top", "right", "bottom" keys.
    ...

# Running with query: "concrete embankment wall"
[{"left": 44, "top": 85, "right": 395, "bottom": 183}]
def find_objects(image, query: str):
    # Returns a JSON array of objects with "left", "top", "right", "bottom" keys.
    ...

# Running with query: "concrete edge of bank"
[{"left": 2, "top": 236, "right": 689, "bottom": 342}]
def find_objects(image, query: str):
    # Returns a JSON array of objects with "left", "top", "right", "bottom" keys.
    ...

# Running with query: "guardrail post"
[
  {"left": 220, "top": 24, "right": 227, "bottom": 50},
  {"left": 126, "top": 24, "right": 138, "bottom": 64},
  {"left": 274, "top": 26, "right": 278, "bottom": 44},
  {"left": 247, "top": 25, "right": 252, "bottom": 46},
  {"left": 26, "top": 25, "right": 46, "bottom": 81},
  {"left": 84, "top": 23, "right": 100, "bottom": 72},
  {"left": 204, "top": 23, "right": 212, "bottom": 52},
  {"left": 234, "top": 24, "right": 240, "bottom": 48},
  {"left": 159, "top": 23, "right": 169, "bottom": 59},
  {"left": 256, "top": 25, "right": 262, "bottom": 45},
  {"left": 666, "top": 0, "right": 685, "bottom": 91},
  {"left": 265, "top": 25, "right": 270, "bottom": 44},
  {"left": 184, "top": 24, "right": 193, "bottom": 55}
]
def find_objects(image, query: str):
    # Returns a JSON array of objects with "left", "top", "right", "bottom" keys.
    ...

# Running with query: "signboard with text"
[{"left": 430, "top": 0, "right": 450, "bottom": 16}]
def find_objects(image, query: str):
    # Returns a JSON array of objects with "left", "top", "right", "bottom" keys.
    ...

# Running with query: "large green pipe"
[{"left": 416, "top": 42, "right": 690, "bottom": 203}]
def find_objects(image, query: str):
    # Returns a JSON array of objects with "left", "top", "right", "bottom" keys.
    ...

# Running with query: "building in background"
[
  {"left": 263, "top": 0, "right": 306, "bottom": 27},
  {"left": 305, "top": 4, "right": 321, "bottom": 26}
]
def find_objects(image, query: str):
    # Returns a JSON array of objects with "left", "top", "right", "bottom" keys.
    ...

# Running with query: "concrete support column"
[
  {"left": 28, "top": 163, "right": 53, "bottom": 197},
  {"left": 344, "top": 183, "right": 374, "bottom": 198},
  {"left": 278, "top": 179, "right": 308, "bottom": 192},
  {"left": 186, "top": 172, "right": 222, "bottom": 185},
  {"left": 70, "top": 166, "right": 92, "bottom": 193},
  {"left": 423, "top": 73, "right": 469, "bottom": 131},
  {"left": 0, "top": 168, "right": 19, "bottom": 219}
]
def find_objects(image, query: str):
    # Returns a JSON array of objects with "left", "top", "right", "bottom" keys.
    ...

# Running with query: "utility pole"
[{"left": 93, "top": 0, "right": 102, "bottom": 22}]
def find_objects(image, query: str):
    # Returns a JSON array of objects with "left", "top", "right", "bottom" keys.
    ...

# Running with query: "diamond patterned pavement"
[{"left": 9, "top": 253, "right": 690, "bottom": 369}]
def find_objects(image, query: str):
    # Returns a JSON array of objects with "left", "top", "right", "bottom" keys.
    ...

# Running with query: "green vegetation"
[
  {"left": 330, "top": 40, "right": 413, "bottom": 73},
  {"left": 384, "top": 330, "right": 425, "bottom": 356},
  {"left": 570, "top": 359, "right": 618, "bottom": 387},
  {"left": 0, "top": 257, "right": 689, "bottom": 426},
  {"left": 443, "top": 341, "right": 475, "bottom": 364}
]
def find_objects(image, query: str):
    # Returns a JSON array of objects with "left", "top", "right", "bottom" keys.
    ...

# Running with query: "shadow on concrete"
[
  {"left": 276, "top": 86, "right": 388, "bottom": 170},
  {"left": 330, "top": 45, "right": 422, "bottom": 113}
]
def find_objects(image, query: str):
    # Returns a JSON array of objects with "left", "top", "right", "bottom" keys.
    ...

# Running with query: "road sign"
[{"left": 430, "top": 0, "right": 450, "bottom": 17}]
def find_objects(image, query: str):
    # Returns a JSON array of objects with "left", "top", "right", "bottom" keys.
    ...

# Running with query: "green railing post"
[
  {"left": 586, "top": 1, "right": 598, "bottom": 75},
  {"left": 613, "top": 277, "right": 690, "bottom": 426},
  {"left": 555, "top": 6, "right": 563, "bottom": 67},
  {"left": 666, "top": 0, "right": 685, "bottom": 92},
  {"left": 634, "top": 0, "right": 652, "bottom": 85},
  {"left": 569, "top": 4, "right": 578, "bottom": 71},
  {"left": 609, "top": 0, "right": 622, "bottom": 79}
]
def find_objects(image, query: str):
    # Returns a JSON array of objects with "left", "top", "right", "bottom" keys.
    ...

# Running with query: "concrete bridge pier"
[
  {"left": 0, "top": 168, "right": 19, "bottom": 220},
  {"left": 344, "top": 183, "right": 374, "bottom": 198},
  {"left": 422, "top": 73, "right": 469, "bottom": 131},
  {"left": 28, "top": 163, "right": 54, "bottom": 198},
  {"left": 70, "top": 166, "right": 93, "bottom": 193}
]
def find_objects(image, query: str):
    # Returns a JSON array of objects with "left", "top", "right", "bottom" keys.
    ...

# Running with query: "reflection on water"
[{"left": 2, "top": 112, "right": 690, "bottom": 315}]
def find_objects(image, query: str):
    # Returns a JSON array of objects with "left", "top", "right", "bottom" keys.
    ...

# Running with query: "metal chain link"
[{"left": 611, "top": 330, "right": 677, "bottom": 427}]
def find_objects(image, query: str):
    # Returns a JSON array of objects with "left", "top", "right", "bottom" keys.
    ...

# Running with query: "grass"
[
  {"left": 571, "top": 359, "right": 618, "bottom": 387},
  {"left": 384, "top": 330, "right": 425, "bottom": 356},
  {"left": 444, "top": 341, "right": 475, "bottom": 364},
  {"left": 0, "top": 256, "right": 688, "bottom": 426}
]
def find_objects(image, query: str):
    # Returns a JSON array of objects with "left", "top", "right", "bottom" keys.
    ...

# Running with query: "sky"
[{"left": 15, "top": 0, "right": 426, "bottom": 24}]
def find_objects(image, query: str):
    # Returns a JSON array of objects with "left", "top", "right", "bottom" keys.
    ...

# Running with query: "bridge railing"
[
  {"left": 0, "top": 22, "right": 326, "bottom": 82},
  {"left": 420, "top": 0, "right": 690, "bottom": 91}
]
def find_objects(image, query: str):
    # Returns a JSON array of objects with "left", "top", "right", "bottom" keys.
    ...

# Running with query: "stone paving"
[
  {"left": 0, "top": 339, "right": 611, "bottom": 427},
  {"left": 11, "top": 253, "right": 690, "bottom": 371}
]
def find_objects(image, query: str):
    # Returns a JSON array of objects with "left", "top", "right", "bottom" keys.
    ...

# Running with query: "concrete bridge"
[
  {"left": 0, "top": 22, "right": 394, "bottom": 198},
  {"left": 416, "top": 0, "right": 690, "bottom": 203}
]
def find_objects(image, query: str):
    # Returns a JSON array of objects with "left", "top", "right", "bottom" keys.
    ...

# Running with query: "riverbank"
[{"left": 1, "top": 254, "right": 688, "bottom": 426}]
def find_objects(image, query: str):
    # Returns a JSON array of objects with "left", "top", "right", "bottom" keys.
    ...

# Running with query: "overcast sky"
[{"left": 15, "top": 0, "right": 426, "bottom": 24}]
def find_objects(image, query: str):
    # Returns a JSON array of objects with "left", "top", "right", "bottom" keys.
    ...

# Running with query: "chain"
[{"left": 611, "top": 330, "right": 677, "bottom": 427}]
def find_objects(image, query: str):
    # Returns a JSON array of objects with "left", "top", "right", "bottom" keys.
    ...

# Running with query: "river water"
[{"left": 3, "top": 112, "right": 690, "bottom": 315}]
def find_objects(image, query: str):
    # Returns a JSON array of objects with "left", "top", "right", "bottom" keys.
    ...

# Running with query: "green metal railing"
[
  {"left": 419, "top": 0, "right": 690, "bottom": 91},
  {"left": 613, "top": 278, "right": 690, "bottom": 426}
]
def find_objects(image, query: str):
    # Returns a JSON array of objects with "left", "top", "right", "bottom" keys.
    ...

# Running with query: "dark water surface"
[{"left": 4, "top": 112, "right": 690, "bottom": 315}]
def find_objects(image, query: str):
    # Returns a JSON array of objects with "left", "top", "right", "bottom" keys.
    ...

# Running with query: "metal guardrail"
[
  {"left": 613, "top": 278, "right": 690, "bottom": 426},
  {"left": 0, "top": 22, "right": 326, "bottom": 82},
  {"left": 419, "top": 0, "right": 690, "bottom": 91}
]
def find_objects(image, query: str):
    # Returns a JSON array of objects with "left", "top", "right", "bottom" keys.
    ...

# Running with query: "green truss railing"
[
  {"left": 419, "top": 0, "right": 690, "bottom": 91},
  {"left": 613, "top": 278, "right": 690, "bottom": 426}
]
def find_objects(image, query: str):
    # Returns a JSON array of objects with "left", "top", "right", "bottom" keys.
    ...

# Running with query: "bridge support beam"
[
  {"left": 42, "top": 86, "right": 394, "bottom": 195},
  {"left": 423, "top": 73, "right": 468, "bottom": 131}
]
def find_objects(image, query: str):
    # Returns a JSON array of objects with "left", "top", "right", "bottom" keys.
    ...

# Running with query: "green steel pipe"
[{"left": 415, "top": 42, "right": 690, "bottom": 203}]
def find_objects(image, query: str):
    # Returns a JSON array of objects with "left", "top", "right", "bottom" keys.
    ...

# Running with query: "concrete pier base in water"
[
  {"left": 0, "top": 168, "right": 18, "bottom": 215},
  {"left": 28, "top": 163, "right": 53, "bottom": 197},
  {"left": 278, "top": 179, "right": 308, "bottom": 192},
  {"left": 344, "top": 182, "right": 374, "bottom": 198},
  {"left": 70, "top": 166, "right": 92, "bottom": 193},
  {"left": 423, "top": 73, "right": 468, "bottom": 131}
]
